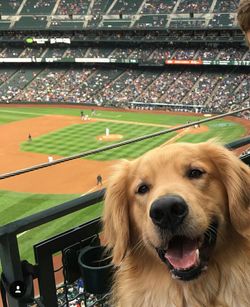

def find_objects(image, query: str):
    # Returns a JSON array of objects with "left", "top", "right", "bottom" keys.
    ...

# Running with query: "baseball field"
[{"left": 0, "top": 104, "right": 248, "bottom": 264}]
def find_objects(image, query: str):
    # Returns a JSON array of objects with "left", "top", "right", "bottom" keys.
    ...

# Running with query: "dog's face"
[{"left": 103, "top": 141, "right": 250, "bottom": 281}]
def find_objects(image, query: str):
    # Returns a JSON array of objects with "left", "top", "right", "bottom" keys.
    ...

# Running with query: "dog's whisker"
[{"left": 129, "top": 238, "right": 145, "bottom": 256}]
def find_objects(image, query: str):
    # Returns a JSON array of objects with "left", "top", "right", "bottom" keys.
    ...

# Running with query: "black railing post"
[
  {"left": 0, "top": 234, "right": 26, "bottom": 307},
  {"left": 36, "top": 251, "right": 57, "bottom": 307}
]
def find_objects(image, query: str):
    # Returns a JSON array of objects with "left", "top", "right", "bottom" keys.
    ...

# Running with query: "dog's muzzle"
[
  {"left": 149, "top": 195, "right": 218, "bottom": 281},
  {"left": 155, "top": 220, "right": 218, "bottom": 281}
]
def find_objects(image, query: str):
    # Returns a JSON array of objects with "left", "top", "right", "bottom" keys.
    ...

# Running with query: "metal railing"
[{"left": 0, "top": 190, "right": 105, "bottom": 307}]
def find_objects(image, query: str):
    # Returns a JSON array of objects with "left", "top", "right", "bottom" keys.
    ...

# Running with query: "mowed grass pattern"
[
  {"left": 21, "top": 120, "right": 245, "bottom": 160},
  {"left": 21, "top": 121, "right": 176, "bottom": 160}
]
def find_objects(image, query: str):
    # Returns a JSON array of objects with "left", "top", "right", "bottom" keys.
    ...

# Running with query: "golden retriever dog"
[{"left": 103, "top": 141, "right": 250, "bottom": 307}]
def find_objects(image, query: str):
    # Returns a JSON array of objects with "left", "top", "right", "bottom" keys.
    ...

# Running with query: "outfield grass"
[
  {"left": 18, "top": 200, "right": 103, "bottom": 264},
  {"left": 179, "top": 120, "right": 245, "bottom": 144},
  {"left": 0, "top": 108, "right": 39, "bottom": 125},
  {"left": 0, "top": 106, "right": 247, "bottom": 265},
  {"left": 0, "top": 191, "right": 80, "bottom": 225},
  {"left": 0, "top": 190, "right": 102, "bottom": 264},
  {"left": 0, "top": 106, "right": 203, "bottom": 125}
]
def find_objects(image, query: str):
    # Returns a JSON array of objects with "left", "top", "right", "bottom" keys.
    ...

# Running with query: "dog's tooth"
[
  {"left": 195, "top": 249, "right": 199, "bottom": 258},
  {"left": 201, "top": 265, "right": 208, "bottom": 271},
  {"left": 171, "top": 273, "right": 181, "bottom": 280}
]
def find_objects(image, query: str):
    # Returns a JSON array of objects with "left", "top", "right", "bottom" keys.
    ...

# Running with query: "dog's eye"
[
  {"left": 188, "top": 169, "right": 204, "bottom": 179},
  {"left": 137, "top": 184, "right": 150, "bottom": 194}
]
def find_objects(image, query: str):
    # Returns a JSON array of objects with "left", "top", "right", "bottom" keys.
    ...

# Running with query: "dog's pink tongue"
[{"left": 165, "top": 238, "right": 198, "bottom": 269}]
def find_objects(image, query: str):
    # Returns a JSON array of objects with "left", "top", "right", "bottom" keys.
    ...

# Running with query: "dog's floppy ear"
[
  {"left": 205, "top": 141, "right": 250, "bottom": 238},
  {"left": 103, "top": 160, "right": 130, "bottom": 265}
]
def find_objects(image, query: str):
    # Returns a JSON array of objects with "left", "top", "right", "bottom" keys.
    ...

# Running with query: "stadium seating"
[
  {"left": 49, "top": 20, "right": 84, "bottom": 30},
  {"left": 14, "top": 16, "right": 48, "bottom": 30},
  {"left": 0, "top": 1, "right": 248, "bottom": 114},
  {"left": 0, "top": 0, "right": 22, "bottom": 15},
  {"left": 56, "top": 0, "right": 90, "bottom": 15},
  {"left": 135, "top": 15, "right": 168, "bottom": 28},
  {"left": 170, "top": 18, "right": 206, "bottom": 29},
  {"left": 213, "top": 0, "right": 238, "bottom": 12},
  {"left": 0, "top": 0, "right": 241, "bottom": 30},
  {"left": 95, "top": 69, "right": 141, "bottom": 104},
  {"left": 0, "top": 61, "right": 248, "bottom": 114},
  {"left": 140, "top": 0, "right": 177, "bottom": 14},
  {"left": 101, "top": 20, "right": 132, "bottom": 28},
  {"left": 0, "top": 68, "right": 17, "bottom": 85},
  {"left": 90, "top": 0, "right": 114, "bottom": 15},
  {"left": 176, "top": 0, "right": 213, "bottom": 13},
  {"left": 110, "top": 0, "right": 144, "bottom": 14},
  {"left": 0, "top": 22, "right": 11, "bottom": 30},
  {"left": 0, "top": 47, "right": 24, "bottom": 57},
  {"left": 21, "top": 0, "right": 56, "bottom": 15},
  {"left": 0, "top": 68, "right": 42, "bottom": 101},
  {"left": 208, "top": 14, "right": 235, "bottom": 28},
  {"left": 0, "top": 46, "right": 248, "bottom": 62},
  {"left": 183, "top": 71, "right": 222, "bottom": 105}
]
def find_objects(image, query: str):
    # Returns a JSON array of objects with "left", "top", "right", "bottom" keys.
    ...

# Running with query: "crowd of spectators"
[
  {"left": 139, "top": 70, "right": 182, "bottom": 103},
  {"left": 205, "top": 72, "right": 248, "bottom": 113},
  {"left": 1, "top": 0, "right": 240, "bottom": 16},
  {"left": 95, "top": 69, "right": 141, "bottom": 103},
  {"left": 217, "top": 47, "right": 247, "bottom": 60},
  {"left": 183, "top": 72, "right": 221, "bottom": 105},
  {"left": 0, "top": 1, "right": 242, "bottom": 31},
  {"left": 110, "top": 0, "right": 143, "bottom": 15},
  {"left": 21, "top": 0, "right": 56, "bottom": 14},
  {"left": 15, "top": 68, "right": 93, "bottom": 103},
  {"left": 213, "top": 0, "right": 238, "bottom": 13},
  {"left": 135, "top": 15, "right": 168, "bottom": 28},
  {"left": 0, "top": 63, "right": 248, "bottom": 115},
  {"left": 176, "top": 0, "right": 213, "bottom": 13},
  {"left": 208, "top": 13, "right": 235, "bottom": 28},
  {"left": 0, "top": 44, "right": 248, "bottom": 114},
  {"left": 0, "top": 30, "right": 244, "bottom": 44},
  {"left": 56, "top": 0, "right": 90, "bottom": 15},
  {"left": 0, "top": 69, "right": 16, "bottom": 85},
  {"left": 140, "top": 0, "right": 177, "bottom": 14}
]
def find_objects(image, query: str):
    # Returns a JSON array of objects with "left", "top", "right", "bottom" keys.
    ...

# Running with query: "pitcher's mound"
[{"left": 96, "top": 134, "right": 124, "bottom": 141}]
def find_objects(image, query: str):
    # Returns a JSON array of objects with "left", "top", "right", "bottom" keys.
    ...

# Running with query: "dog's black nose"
[{"left": 149, "top": 195, "right": 188, "bottom": 231}]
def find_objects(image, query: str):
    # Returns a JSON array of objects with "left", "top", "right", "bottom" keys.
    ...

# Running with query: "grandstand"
[
  {"left": 0, "top": 1, "right": 249, "bottom": 307},
  {"left": 0, "top": 0, "right": 248, "bottom": 116},
  {"left": 0, "top": 0, "right": 243, "bottom": 29}
]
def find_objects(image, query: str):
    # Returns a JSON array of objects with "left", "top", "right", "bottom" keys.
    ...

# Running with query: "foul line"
[{"left": 0, "top": 109, "right": 46, "bottom": 116}]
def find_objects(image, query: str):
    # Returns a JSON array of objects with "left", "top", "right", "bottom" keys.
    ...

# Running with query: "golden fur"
[{"left": 103, "top": 141, "right": 250, "bottom": 307}]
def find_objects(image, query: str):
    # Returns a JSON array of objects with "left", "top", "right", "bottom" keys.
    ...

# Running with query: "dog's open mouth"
[{"left": 156, "top": 220, "right": 218, "bottom": 281}]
